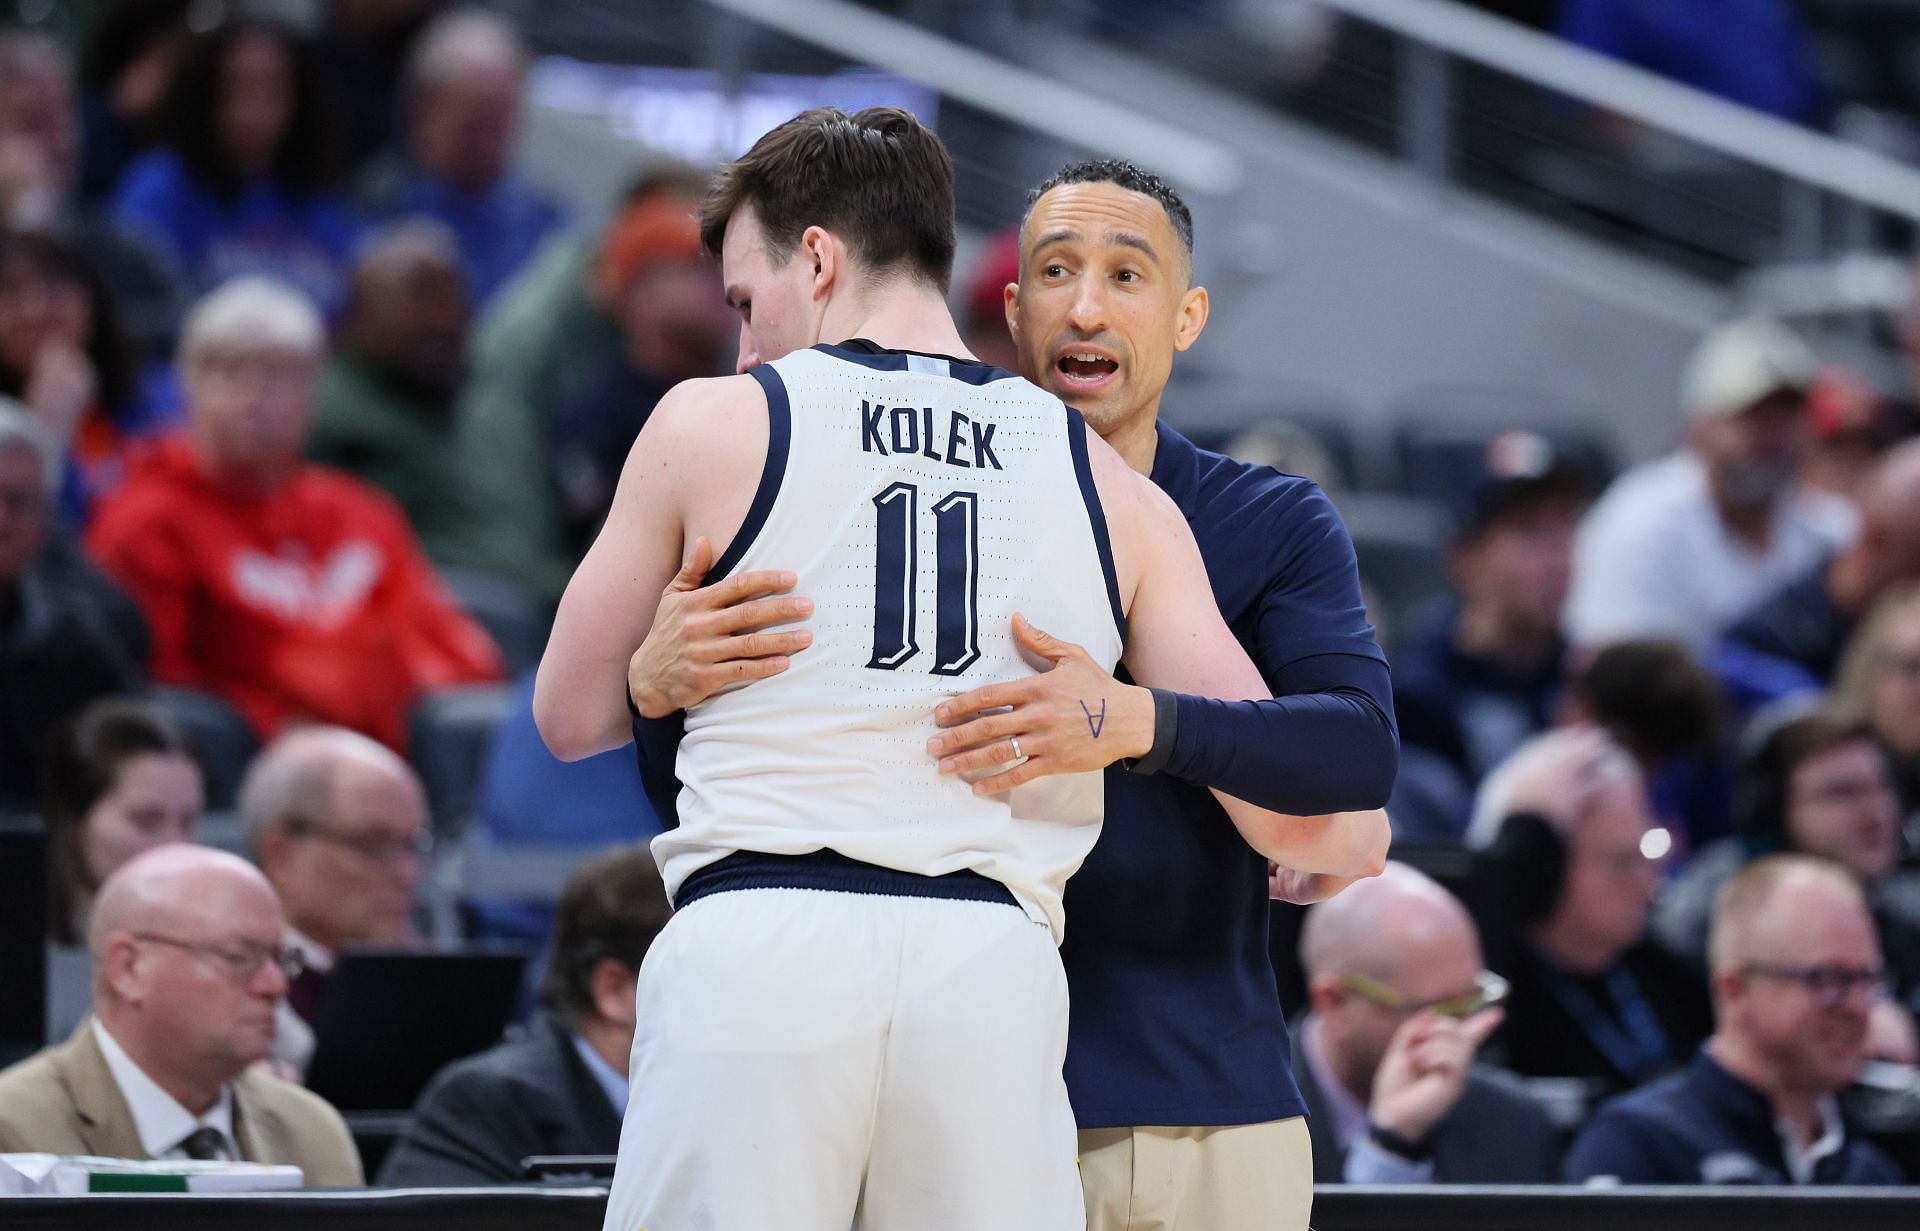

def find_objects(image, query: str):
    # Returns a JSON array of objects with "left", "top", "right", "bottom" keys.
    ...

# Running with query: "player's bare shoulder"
[
  {"left": 619, "top": 373, "right": 770, "bottom": 491},
  {"left": 1080, "top": 424, "right": 1187, "bottom": 605}
]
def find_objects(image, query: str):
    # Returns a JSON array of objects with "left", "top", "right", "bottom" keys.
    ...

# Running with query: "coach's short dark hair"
[
  {"left": 699, "top": 106, "right": 956, "bottom": 293},
  {"left": 1024, "top": 159, "right": 1195, "bottom": 269},
  {"left": 539, "top": 846, "right": 672, "bottom": 1025}
]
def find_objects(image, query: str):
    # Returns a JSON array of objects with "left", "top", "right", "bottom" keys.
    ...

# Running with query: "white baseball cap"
[{"left": 1679, "top": 318, "right": 1817, "bottom": 420}]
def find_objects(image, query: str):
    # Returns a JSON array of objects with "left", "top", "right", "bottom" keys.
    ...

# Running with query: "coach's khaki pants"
[{"left": 1078, "top": 1118, "right": 1313, "bottom": 1231}]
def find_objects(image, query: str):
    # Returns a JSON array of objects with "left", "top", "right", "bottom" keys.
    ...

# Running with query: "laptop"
[{"left": 302, "top": 948, "right": 527, "bottom": 1112}]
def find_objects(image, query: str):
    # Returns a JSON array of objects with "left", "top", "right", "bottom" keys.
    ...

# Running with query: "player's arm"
[
  {"left": 535, "top": 379, "right": 721, "bottom": 760},
  {"left": 1116, "top": 476, "right": 1389, "bottom": 877}
]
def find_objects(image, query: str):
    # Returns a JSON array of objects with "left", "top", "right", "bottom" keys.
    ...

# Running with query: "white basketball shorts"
[{"left": 600, "top": 886, "right": 1084, "bottom": 1231}]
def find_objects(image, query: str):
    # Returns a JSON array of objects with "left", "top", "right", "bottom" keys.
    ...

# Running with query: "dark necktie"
[{"left": 177, "top": 1126, "right": 228, "bottom": 1161}]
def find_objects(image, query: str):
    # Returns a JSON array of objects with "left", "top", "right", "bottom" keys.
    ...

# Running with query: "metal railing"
[{"left": 700, "top": 0, "right": 1245, "bottom": 195}]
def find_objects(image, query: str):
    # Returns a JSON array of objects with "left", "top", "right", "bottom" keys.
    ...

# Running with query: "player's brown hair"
[{"left": 698, "top": 106, "right": 957, "bottom": 293}]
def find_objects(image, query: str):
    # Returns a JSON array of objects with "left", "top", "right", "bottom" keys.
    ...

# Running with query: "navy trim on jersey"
[
  {"left": 708, "top": 364, "right": 792, "bottom": 583},
  {"left": 1065, "top": 407, "right": 1127, "bottom": 643},
  {"left": 675, "top": 848, "right": 1020, "bottom": 910},
  {"left": 820, "top": 338, "right": 1022, "bottom": 386}
]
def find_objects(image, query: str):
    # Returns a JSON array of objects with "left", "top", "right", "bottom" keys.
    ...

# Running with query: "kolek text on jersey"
[{"left": 860, "top": 401, "right": 1003, "bottom": 471}]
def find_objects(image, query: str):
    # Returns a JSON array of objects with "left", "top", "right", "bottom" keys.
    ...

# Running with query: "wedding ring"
[{"left": 1009, "top": 736, "right": 1024, "bottom": 760}]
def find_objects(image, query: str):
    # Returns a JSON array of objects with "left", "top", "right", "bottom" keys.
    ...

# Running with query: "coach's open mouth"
[{"left": 1056, "top": 349, "right": 1119, "bottom": 389}]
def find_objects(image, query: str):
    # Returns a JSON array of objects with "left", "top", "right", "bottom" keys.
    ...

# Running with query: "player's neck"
[{"left": 823, "top": 280, "right": 975, "bottom": 361}]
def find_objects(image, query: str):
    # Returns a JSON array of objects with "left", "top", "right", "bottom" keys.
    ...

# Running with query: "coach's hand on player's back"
[
  {"left": 625, "top": 536, "right": 816, "bottom": 719},
  {"left": 928, "top": 614, "right": 1156, "bottom": 794}
]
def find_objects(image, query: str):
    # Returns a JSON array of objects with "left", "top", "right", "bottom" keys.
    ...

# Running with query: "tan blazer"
[{"left": 0, "top": 1020, "right": 363, "bottom": 1186}]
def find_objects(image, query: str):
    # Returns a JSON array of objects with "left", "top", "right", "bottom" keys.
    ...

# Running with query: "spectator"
[
  {"left": 1564, "top": 319, "right": 1856, "bottom": 651},
  {"left": 307, "top": 219, "right": 484, "bottom": 564},
  {"left": 74, "top": 0, "right": 190, "bottom": 208},
  {"left": 1800, "top": 366, "right": 1908, "bottom": 503},
  {"left": 358, "top": 9, "right": 563, "bottom": 307},
  {"left": 1654, "top": 708, "right": 1920, "bottom": 1044},
  {"left": 1836, "top": 585, "right": 1920, "bottom": 820},
  {"left": 0, "top": 399, "right": 148, "bottom": 810},
  {"left": 548, "top": 192, "right": 728, "bottom": 553},
  {"left": 1292, "top": 863, "right": 1560, "bottom": 1183},
  {"left": 465, "top": 669, "right": 660, "bottom": 944},
  {"left": 318, "top": 0, "right": 454, "bottom": 175},
  {"left": 447, "top": 167, "right": 707, "bottom": 597},
  {"left": 1720, "top": 439, "right": 1920, "bottom": 703},
  {"left": 0, "top": 844, "right": 363, "bottom": 1183},
  {"left": 110, "top": 16, "right": 360, "bottom": 315},
  {"left": 1557, "top": 0, "right": 1827, "bottom": 127},
  {"left": 1567, "top": 856, "right": 1902, "bottom": 1184},
  {"left": 0, "top": 29, "right": 188, "bottom": 360},
  {"left": 379, "top": 846, "right": 669, "bottom": 1185},
  {"left": 1468, "top": 727, "right": 1712, "bottom": 1104},
  {"left": 1392, "top": 432, "right": 1590, "bottom": 818},
  {"left": 39, "top": 698, "right": 203, "bottom": 1040},
  {"left": 1567, "top": 638, "right": 1731, "bottom": 855},
  {"left": 0, "top": 227, "right": 167, "bottom": 523},
  {"left": 87, "top": 277, "right": 503, "bottom": 750},
  {"left": 240, "top": 726, "right": 431, "bottom": 1031}
]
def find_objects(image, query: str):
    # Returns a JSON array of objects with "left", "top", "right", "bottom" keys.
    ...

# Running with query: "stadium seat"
[
  {"left": 439, "top": 569, "right": 554, "bottom": 678},
  {"left": 1161, "top": 374, "right": 1367, "bottom": 490},
  {"left": 1388, "top": 387, "right": 1618, "bottom": 504},
  {"left": 1333, "top": 492, "right": 1451, "bottom": 651},
  {"left": 409, "top": 684, "right": 515, "bottom": 841}
]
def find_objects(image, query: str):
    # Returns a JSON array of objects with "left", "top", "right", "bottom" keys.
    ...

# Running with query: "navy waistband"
[{"left": 675, "top": 849, "right": 1019, "bottom": 911}]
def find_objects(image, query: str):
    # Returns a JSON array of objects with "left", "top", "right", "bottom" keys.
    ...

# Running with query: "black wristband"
[
  {"left": 1366, "top": 1122, "right": 1434, "bottom": 1163},
  {"left": 1120, "top": 688, "right": 1179, "bottom": 776}
]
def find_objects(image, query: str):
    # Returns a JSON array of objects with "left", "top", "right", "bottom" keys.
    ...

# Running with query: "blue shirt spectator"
[
  {"left": 360, "top": 10, "right": 563, "bottom": 307},
  {"left": 362, "top": 171, "right": 560, "bottom": 308},
  {"left": 108, "top": 18, "right": 361, "bottom": 316},
  {"left": 1558, "top": 0, "right": 1827, "bottom": 125},
  {"left": 112, "top": 149, "right": 361, "bottom": 316},
  {"left": 1571, "top": 857, "right": 1905, "bottom": 1186},
  {"left": 1567, "top": 1049, "right": 1900, "bottom": 1184}
]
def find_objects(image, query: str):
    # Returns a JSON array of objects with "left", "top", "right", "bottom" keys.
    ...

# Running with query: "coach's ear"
[
  {"left": 801, "top": 225, "right": 840, "bottom": 301},
  {"left": 1173, "top": 284, "right": 1209, "bottom": 353}
]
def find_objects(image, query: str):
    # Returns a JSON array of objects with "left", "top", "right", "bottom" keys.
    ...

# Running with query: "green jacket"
[
  {"left": 307, "top": 354, "right": 479, "bottom": 573},
  {"left": 444, "top": 232, "right": 622, "bottom": 598}
]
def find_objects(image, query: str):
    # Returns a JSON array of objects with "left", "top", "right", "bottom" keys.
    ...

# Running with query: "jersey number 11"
[{"left": 868, "top": 481, "right": 981, "bottom": 676}]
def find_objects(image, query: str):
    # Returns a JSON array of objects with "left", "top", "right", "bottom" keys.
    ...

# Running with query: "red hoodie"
[{"left": 87, "top": 437, "right": 503, "bottom": 749}]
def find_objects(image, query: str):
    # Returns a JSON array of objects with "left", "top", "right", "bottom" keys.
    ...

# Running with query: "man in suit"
[
  {"left": 378, "top": 846, "right": 670, "bottom": 1184},
  {"left": 1292, "top": 862, "right": 1561, "bottom": 1183},
  {"left": 0, "top": 844, "right": 362, "bottom": 1184}
]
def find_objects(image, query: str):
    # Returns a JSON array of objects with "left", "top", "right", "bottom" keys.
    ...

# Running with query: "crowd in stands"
[{"left": 2, "top": 0, "right": 1920, "bottom": 1200}]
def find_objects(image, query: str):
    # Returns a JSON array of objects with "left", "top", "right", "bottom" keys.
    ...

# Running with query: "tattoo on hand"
[{"left": 1079, "top": 698, "right": 1106, "bottom": 739}]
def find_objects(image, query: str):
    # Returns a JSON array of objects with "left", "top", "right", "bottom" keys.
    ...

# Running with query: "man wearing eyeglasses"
[
  {"left": 240, "top": 727, "right": 433, "bottom": 1038},
  {"left": 0, "top": 844, "right": 362, "bottom": 1183},
  {"left": 1567, "top": 854, "right": 1903, "bottom": 1185},
  {"left": 1292, "top": 863, "right": 1560, "bottom": 1184}
]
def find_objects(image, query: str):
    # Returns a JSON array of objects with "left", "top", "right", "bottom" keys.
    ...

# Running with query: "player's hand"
[
  {"left": 1367, "top": 1007, "right": 1503, "bottom": 1146},
  {"left": 625, "top": 536, "right": 815, "bottom": 719},
  {"left": 1268, "top": 864, "right": 1360, "bottom": 905},
  {"left": 926, "top": 614, "right": 1154, "bottom": 795}
]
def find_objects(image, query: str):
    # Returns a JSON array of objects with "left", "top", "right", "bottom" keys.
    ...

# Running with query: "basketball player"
[{"left": 535, "top": 108, "right": 1387, "bottom": 1231}]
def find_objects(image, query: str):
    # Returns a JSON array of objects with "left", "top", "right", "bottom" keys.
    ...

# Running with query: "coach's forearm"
[
  {"left": 1229, "top": 806, "right": 1390, "bottom": 878},
  {"left": 1161, "top": 658, "right": 1399, "bottom": 814}
]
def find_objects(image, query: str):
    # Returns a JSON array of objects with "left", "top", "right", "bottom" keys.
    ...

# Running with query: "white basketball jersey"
[{"left": 652, "top": 341, "right": 1127, "bottom": 942}]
